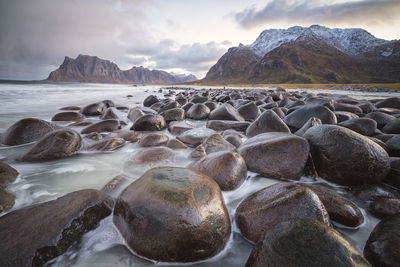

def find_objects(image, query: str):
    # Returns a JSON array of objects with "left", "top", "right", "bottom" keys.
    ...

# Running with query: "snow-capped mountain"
[
  {"left": 249, "top": 25, "right": 392, "bottom": 57},
  {"left": 203, "top": 25, "right": 400, "bottom": 84}
]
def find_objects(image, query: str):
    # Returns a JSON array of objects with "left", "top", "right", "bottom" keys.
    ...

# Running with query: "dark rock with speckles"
[
  {"left": 113, "top": 167, "right": 231, "bottom": 262},
  {"left": 130, "top": 114, "right": 166, "bottom": 131}
]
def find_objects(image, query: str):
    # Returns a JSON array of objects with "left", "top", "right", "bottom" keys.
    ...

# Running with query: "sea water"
[{"left": 0, "top": 82, "right": 398, "bottom": 266}]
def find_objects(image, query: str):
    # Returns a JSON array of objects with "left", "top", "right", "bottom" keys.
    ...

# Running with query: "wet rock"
[
  {"left": 101, "top": 174, "right": 129, "bottom": 195},
  {"left": 51, "top": 112, "right": 85, "bottom": 122},
  {"left": 204, "top": 101, "right": 219, "bottom": 111},
  {"left": 168, "top": 121, "right": 194, "bottom": 135},
  {"left": 384, "top": 157, "right": 400, "bottom": 189},
  {"left": 87, "top": 138, "right": 125, "bottom": 151},
  {"left": 366, "top": 112, "right": 395, "bottom": 129},
  {"left": 186, "top": 103, "right": 210, "bottom": 120},
  {"left": 81, "top": 119, "right": 119, "bottom": 134},
  {"left": 182, "top": 102, "right": 194, "bottom": 112},
  {"left": 143, "top": 95, "right": 159, "bottom": 107},
  {"left": 160, "top": 108, "right": 185, "bottom": 122},
  {"left": 301, "top": 184, "right": 363, "bottom": 227},
  {"left": 206, "top": 120, "right": 250, "bottom": 131},
  {"left": 158, "top": 101, "right": 180, "bottom": 113},
  {"left": 238, "top": 132, "right": 309, "bottom": 180},
  {"left": 283, "top": 105, "right": 337, "bottom": 130},
  {"left": 0, "top": 189, "right": 113, "bottom": 267},
  {"left": 246, "top": 219, "right": 371, "bottom": 267},
  {"left": 116, "top": 130, "right": 143, "bottom": 143},
  {"left": 235, "top": 183, "right": 330, "bottom": 243},
  {"left": 209, "top": 103, "right": 244, "bottom": 121},
  {"left": 339, "top": 118, "right": 377, "bottom": 136},
  {"left": 59, "top": 105, "right": 81, "bottom": 111},
  {"left": 295, "top": 117, "right": 322, "bottom": 136},
  {"left": 84, "top": 132, "right": 103, "bottom": 141},
  {"left": 304, "top": 125, "right": 390, "bottom": 185},
  {"left": 81, "top": 102, "right": 105, "bottom": 116},
  {"left": 383, "top": 118, "right": 400, "bottom": 134},
  {"left": 350, "top": 184, "right": 399, "bottom": 209},
  {"left": 166, "top": 139, "right": 187, "bottom": 149},
  {"left": 334, "top": 102, "right": 363, "bottom": 114},
  {"left": 304, "top": 97, "right": 334, "bottom": 110},
  {"left": 113, "top": 167, "right": 231, "bottom": 262},
  {"left": 364, "top": 213, "right": 400, "bottom": 267},
  {"left": 246, "top": 110, "right": 290, "bottom": 138},
  {"left": 127, "top": 107, "right": 157, "bottom": 122},
  {"left": 131, "top": 114, "right": 166, "bottom": 131},
  {"left": 375, "top": 97, "right": 400, "bottom": 109},
  {"left": 190, "top": 134, "right": 235, "bottom": 158},
  {"left": 334, "top": 111, "right": 359, "bottom": 123},
  {"left": 177, "top": 128, "right": 216, "bottom": 147},
  {"left": 125, "top": 147, "right": 175, "bottom": 167},
  {"left": 21, "top": 129, "right": 81, "bottom": 162},
  {"left": 1, "top": 118, "right": 59, "bottom": 146},
  {"left": 0, "top": 187, "right": 15, "bottom": 213},
  {"left": 238, "top": 102, "right": 261, "bottom": 121},
  {"left": 224, "top": 134, "right": 242, "bottom": 148},
  {"left": 369, "top": 198, "right": 400, "bottom": 219},
  {"left": 358, "top": 101, "right": 376, "bottom": 113},
  {"left": 100, "top": 107, "right": 120, "bottom": 120},
  {"left": 190, "top": 95, "right": 209, "bottom": 103},
  {"left": 188, "top": 151, "right": 247, "bottom": 191},
  {"left": 0, "top": 162, "right": 18, "bottom": 186},
  {"left": 138, "top": 133, "right": 169, "bottom": 147}
]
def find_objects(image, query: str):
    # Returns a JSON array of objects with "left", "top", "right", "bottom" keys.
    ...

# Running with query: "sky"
[{"left": 0, "top": 0, "right": 399, "bottom": 80}]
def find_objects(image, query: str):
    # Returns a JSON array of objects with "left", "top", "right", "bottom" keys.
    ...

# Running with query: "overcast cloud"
[{"left": 234, "top": 0, "right": 400, "bottom": 29}]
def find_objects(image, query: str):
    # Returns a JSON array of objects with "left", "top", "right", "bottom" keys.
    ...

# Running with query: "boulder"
[
  {"left": 0, "top": 162, "right": 18, "bottom": 186},
  {"left": 206, "top": 120, "right": 250, "bottom": 131},
  {"left": 100, "top": 107, "right": 120, "bottom": 120},
  {"left": 384, "top": 157, "right": 400, "bottom": 189},
  {"left": 339, "top": 118, "right": 377, "bottom": 136},
  {"left": 186, "top": 104, "right": 210, "bottom": 120},
  {"left": 160, "top": 108, "right": 185, "bottom": 122},
  {"left": 1, "top": 118, "right": 59, "bottom": 146},
  {"left": 385, "top": 135, "right": 400, "bottom": 156},
  {"left": 375, "top": 97, "right": 400, "bottom": 109},
  {"left": 81, "top": 102, "right": 105, "bottom": 116},
  {"left": 235, "top": 183, "right": 330, "bottom": 243},
  {"left": 143, "top": 95, "right": 159, "bottom": 107},
  {"left": 209, "top": 103, "right": 244, "bottom": 121},
  {"left": 168, "top": 121, "right": 194, "bottom": 135},
  {"left": 113, "top": 167, "right": 231, "bottom": 262},
  {"left": 334, "top": 102, "right": 363, "bottom": 114},
  {"left": 128, "top": 107, "right": 157, "bottom": 122},
  {"left": 87, "top": 138, "right": 125, "bottom": 151},
  {"left": 283, "top": 105, "right": 337, "bottom": 130},
  {"left": 366, "top": 112, "right": 395, "bottom": 129},
  {"left": 245, "top": 110, "right": 290, "bottom": 138},
  {"left": 124, "top": 147, "right": 175, "bottom": 167},
  {"left": 81, "top": 119, "right": 119, "bottom": 134},
  {"left": 51, "top": 112, "right": 85, "bottom": 122},
  {"left": 138, "top": 133, "right": 169, "bottom": 147},
  {"left": 304, "top": 125, "right": 390, "bottom": 185},
  {"left": 369, "top": 198, "right": 400, "bottom": 218},
  {"left": 166, "top": 139, "right": 187, "bottom": 149},
  {"left": 0, "top": 189, "right": 113, "bottom": 267},
  {"left": 177, "top": 128, "right": 216, "bottom": 147},
  {"left": 364, "top": 213, "right": 400, "bottom": 267},
  {"left": 130, "top": 114, "right": 166, "bottom": 131},
  {"left": 246, "top": 219, "right": 371, "bottom": 267},
  {"left": 238, "top": 132, "right": 309, "bottom": 180},
  {"left": 21, "top": 129, "right": 81, "bottom": 162},
  {"left": 188, "top": 151, "right": 247, "bottom": 191},
  {"left": 383, "top": 118, "right": 400, "bottom": 134},
  {"left": 59, "top": 105, "right": 80, "bottom": 111},
  {"left": 116, "top": 130, "right": 143, "bottom": 143},
  {"left": 295, "top": 117, "right": 322, "bottom": 136},
  {"left": 334, "top": 111, "right": 359, "bottom": 123},
  {"left": 237, "top": 102, "right": 261, "bottom": 121},
  {"left": 190, "top": 134, "right": 235, "bottom": 159}
]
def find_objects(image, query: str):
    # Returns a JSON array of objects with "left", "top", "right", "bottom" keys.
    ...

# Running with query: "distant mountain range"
[
  {"left": 202, "top": 25, "right": 400, "bottom": 84},
  {"left": 46, "top": 55, "right": 197, "bottom": 84}
]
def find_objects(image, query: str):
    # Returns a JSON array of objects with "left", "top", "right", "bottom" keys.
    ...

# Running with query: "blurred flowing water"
[{"left": 0, "top": 82, "right": 397, "bottom": 266}]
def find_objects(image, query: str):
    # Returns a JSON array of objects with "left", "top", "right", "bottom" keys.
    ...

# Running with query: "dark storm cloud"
[{"left": 234, "top": 0, "right": 400, "bottom": 29}]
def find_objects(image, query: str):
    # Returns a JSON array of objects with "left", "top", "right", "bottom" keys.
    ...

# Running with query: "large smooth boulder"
[
  {"left": 246, "top": 110, "right": 290, "bottom": 137},
  {"left": 339, "top": 118, "right": 377, "bottom": 136},
  {"left": 160, "top": 108, "right": 185, "bottom": 122},
  {"left": 186, "top": 104, "right": 210, "bottom": 120},
  {"left": 1, "top": 118, "right": 59, "bottom": 146},
  {"left": 0, "top": 162, "right": 18, "bottom": 186},
  {"left": 143, "top": 95, "right": 159, "bottom": 107},
  {"left": 235, "top": 183, "right": 330, "bottom": 243},
  {"left": 304, "top": 125, "right": 390, "bottom": 185},
  {"left": 382, "top": 118, "right": 400, "bottom": 134},
  {"left": 237, "top": 102, "right": 261, "bottom": 121},
  {"left": 21, "top": 129, "right": 81, "bottom": 162},
  {"left": 177, "top": 128, "right": 216, "bottom": 147},
  {"left": 124, "top": 147, "right": 175, "bottom": 168},
  {"left": 168, "top": 121, "right": 194, "bottom": 135},
  {"left": 369, "top": 198, "right": 400, "bottom": 218},
  {"left": 81, "top": 102, "right": 105, "bottom": 116},
  {"left": 131, "top": 114, "right": 166, "bottom": 131},
  {"left": 238, "top": 132, "right": 309, "bottom": 180},
  {"left": 138, "top": 133, "right": 169, "bottom": 147},
  {"left": 0, "top": 189, "right": 113, "bottom": 267},
  {"left": 81, "top": 119, "right": 119, "bottom": 134},
  {"left": 246, "top": 219, "right": 371, "bottom": 267},
  {"left": 51, "top": 112, "right": 85, "bottom": 122},
  {"left": 113, "top": 167, "right": 231, "bottom": 262},
  {"left": 375, "top": 97, "right": 400, "bottom": 109},
  {"left": 283, "top": 105, "right": 337, "bottom": 130},
  {"left": 366, "top": 112, "right": 395, "bottom": 129},
  {"left": 364, "top": 213, "right": 400, "bottom": 267},
  {"left": 87, "top": 138, "right": 125, "bottom": 151},
  {"left": 100, "top": 107, "right": 120, "bottom": 120},
  {"left": 295, "top": 117, "right": 322, "bottom": 136},
  {"left": 188, "top": 151, "right": 247, "bottom": 191},
  {"left": 190, "top": 133, "right": 235, "bottom": 158},
  {"left": 128, "top": 107, "right": 157, "bottom": 122},
  {"left": 206, "top": 120, "right": 250, "bottom": 131},
  {"left": 209, "top": 103, "right": 244, "bottom": 121}
]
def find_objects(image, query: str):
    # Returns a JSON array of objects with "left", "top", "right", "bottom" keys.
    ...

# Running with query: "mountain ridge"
[
  {"left": 46, "top": 55, "right": 198, "bottom": 84},
  {"left": 202, "top": 25, "right": 400, "bottom": 84}
]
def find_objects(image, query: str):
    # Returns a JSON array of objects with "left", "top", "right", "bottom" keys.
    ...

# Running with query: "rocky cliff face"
[
  {"left": 46, "top": 55, "right": 197, "bottom": 84},
  {"left": 203, "top": 25, "right": 400, "bottom": 84}
]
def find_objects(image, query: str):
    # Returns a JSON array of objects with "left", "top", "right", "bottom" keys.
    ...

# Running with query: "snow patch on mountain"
[{"left": 249, "top": 25, "right": 390, "bottom": 57}]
